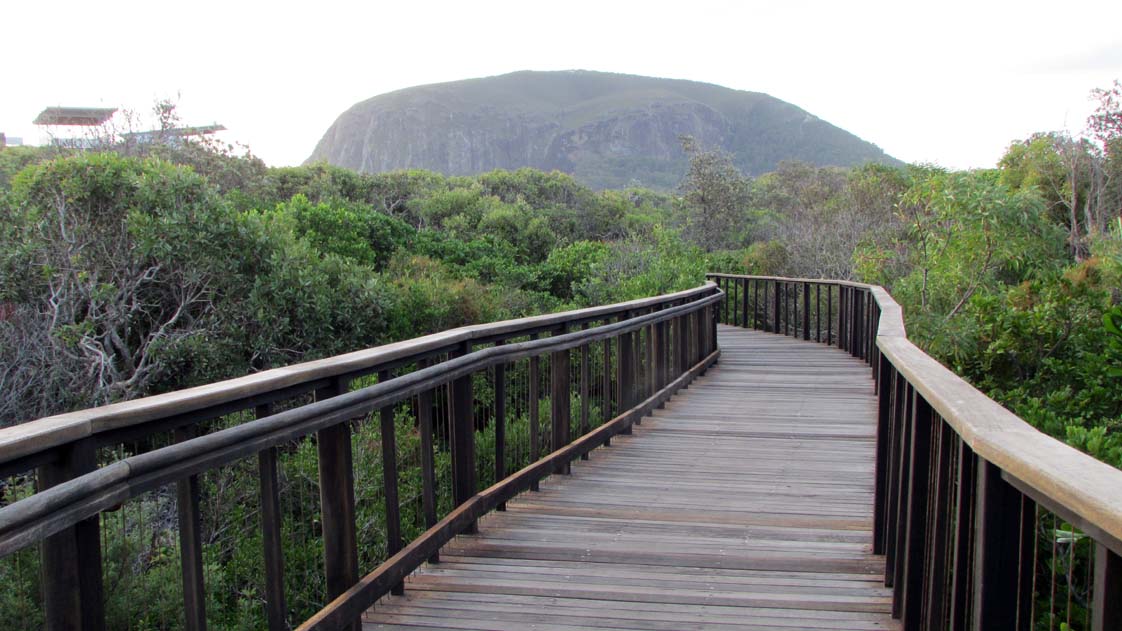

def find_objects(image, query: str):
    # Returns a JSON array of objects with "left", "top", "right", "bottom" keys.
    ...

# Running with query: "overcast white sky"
[{"left": 3, "top": 0, "right": 1120, "bottom": 171}]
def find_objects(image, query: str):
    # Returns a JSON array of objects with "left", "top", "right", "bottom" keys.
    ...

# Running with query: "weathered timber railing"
[
  {"left": 708, "top": 273, "right": 1122, "bottom": 631},
  {"left": 0, "top": 283, "right": 722, "bottom": 630}
]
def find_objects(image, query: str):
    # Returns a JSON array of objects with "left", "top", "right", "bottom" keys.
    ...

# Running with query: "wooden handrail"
[
  {"left": 0, "top": 292, "right": 723, "bottom": 556},
  {"left": 0, "top": 282, "right": 722, "bottom": 631},
  {"left": 0, "top": 283, "right": 717, "bottom": 471},
  {"left": 710, "top": 274, "right": 1122, "bottom": 551},
  {"left": 709, "top": 273, "right": 1122, "bottom": 630}
]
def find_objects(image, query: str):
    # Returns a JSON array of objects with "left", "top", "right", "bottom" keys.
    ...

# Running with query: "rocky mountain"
[{"left": 307, "top": 70, "right": 902, "bottom": 190}]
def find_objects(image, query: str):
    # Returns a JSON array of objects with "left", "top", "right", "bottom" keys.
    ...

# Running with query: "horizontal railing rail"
[
  {"left": 708, "top": 273, "right": 1121, "bottom": 631},
  {"left": 0, "top": 283, "right": 717, "bottom": 477},
  {"left": 0, "top": 283, "right": 722, "bottom": 630}
]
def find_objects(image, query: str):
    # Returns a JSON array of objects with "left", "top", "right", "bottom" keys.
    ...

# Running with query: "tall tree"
[{"left": 677, "top": 136, "right": 751, "bottom": 251}]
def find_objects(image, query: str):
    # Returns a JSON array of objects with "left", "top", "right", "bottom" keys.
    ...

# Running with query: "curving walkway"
[{"left": 363, "top": 326, "right": 898, "bottom": 630}]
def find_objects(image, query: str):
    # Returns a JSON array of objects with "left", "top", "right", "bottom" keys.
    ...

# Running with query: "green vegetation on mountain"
[{"left": 307, "top": 70, "right": 901, "bottom": 189}]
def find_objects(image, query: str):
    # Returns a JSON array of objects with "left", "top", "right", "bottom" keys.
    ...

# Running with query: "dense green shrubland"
[{"left": 1, "top": 81, "right": 1121, "bottom": 628}]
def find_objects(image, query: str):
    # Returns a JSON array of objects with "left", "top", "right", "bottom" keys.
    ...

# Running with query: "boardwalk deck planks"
[{"left": 361, "top": 327, "right": 899, "bottom": 630}]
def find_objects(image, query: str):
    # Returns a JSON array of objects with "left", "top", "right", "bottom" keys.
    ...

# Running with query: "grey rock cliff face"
[{"left": 307, "top": 71, "right": 900, "bottom": 190}]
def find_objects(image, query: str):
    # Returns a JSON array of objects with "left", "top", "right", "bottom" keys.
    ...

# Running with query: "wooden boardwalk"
[{"left": 363, "top": 326, "right": 898, "bottom": 630}]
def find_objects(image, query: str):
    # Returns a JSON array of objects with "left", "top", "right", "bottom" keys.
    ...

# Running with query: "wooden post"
[
  {"left": 257, "top": 403, "right": 287, "bottom": 631},
  {"left": 855, "top": 290, "right": 866, "bottom": 360},
  {"left": 971, "top": 458, "right": 1022, "bottom": 631},
  {"left": 619, "top": 329, "right": 634, "bottom": 433},
  {"left": 722, "top": 276, "right": 731, "bottom": 321},
  {"left": 679, "top": 312, "right": 689, "bottom": 374},
  {"left": 579, "top": 331, "right": 590, "bottom": 459},
  {"left": 727, "top": 278, "right": 736, "bottom": 323},
  {"left": 924, "top": 419, "right": 955, "bottom": 631},
  {"left": 316, "top": 377, "right": 359, "bottom": 623},
  {"left": 378, "top": 370, "right": 404, "bottom": 595},
  {"left": 773, "top": 281, "right": 782, "bottom": 334},
  {"left": 602, "top": 333, "right": 612, "bottom": 423},
  {"left": 1015, "top": 495, "right": 1036, "bottom": 631},
  {"left": 418, "top": 359, "right": 441, "bottom": 537},
  {"left": 39, "top": 438, "right": 105, "bottom": 631},
  {"left": 175, "top": 426, "right": 207, "bottom": 631},
  {"left": 827, "top": 284, "right": 834, "bottom": 346},
  {"left": 1093, "top": 544, "right": 1122, "bottom": 631},
  {"left": 696, "top": 307, "right": 707, "bottom": 365},
  {"left": 884, "top": 375, "right": 910, "bottom": 587},
  {"left": 551, "top": 346, "right": 572, "bottom": 474},
  {"left": 450, "top": 341, "right": 477, "bottom": 531},
  {"left": 711, "top": 298, "right": 719, "bottom": 355},
  {"left": 815, "top": 284, "right": 821, "bottom": 342},
  {"left": 753, "top": 280, "right": 761, "bottom": 329},
  {"left": 873, "top": 358, "right": 893, "bottom": 555},
  {"left": 899, "top": 391, "right": 934, "bottom": 629},
  {"left": 494, "top": 349, "right": 507, "bottom": 484},
  {"left": 655, "top": 320, "right": 668, "bottom": 394},
  {"left": 949, "top": 440, "right": 978, "bottom": 630},
  {"left": 645, "top": 319, "right": 655, "bottom": 398},
  {"left": 802, "top": 282, "right": 811, "bottom": 341},
  {"left": 788, "top": 282, "right": 794, "bottom": 336},
  {"left": 741, "top": 278, "right": 749, "bottom": 329},
  {"left": 529, "top": 335, "right": 541, "bottom": 487}
]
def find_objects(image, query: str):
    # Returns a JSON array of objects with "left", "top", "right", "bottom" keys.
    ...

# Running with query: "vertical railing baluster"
[
  {"left": 39, "top": 437, "right": 105, "bottom": 631},
  {"left": 850, "top": 287, "right": 857, "bottom": 353},
  {"left": 722, "top": 276, "right": 731, "bottom": 321},
  {"left": 851, "top": 287, "right": 858, "bottom": 355},
  {"left": 378, "top": 369, "right": 404, "bottom": 595},
  {"left": 175, "top": 425, "right": 207, "bottom": 631},
  {"left": 677, "top": 312, "right": 689, "bottom": 376},
  {"left": 732, "top": 279, "right": 740, "bottom": 327},
  {"left": 579, "top": 327, "right": 590, "bottom": 459},
  {"left": 785, "top": 282, "right": 791, "bottom": 336},
  {"left": 773, "top": 281, "right": 781, "bottom": 334},
  {"left": 972, "top": 458, "right": 1023, "bottom": 629},
  {"left": 631, "top": 322, "right": 642, "bottom": 418},
  {"left": 645, "top": 317, "right": 655, "bottom": 398},
  {"left": 752, "top": 280, "right": 760, "bottom": 329},
  {"left": 802, "top": 282, "right": 810, "bottom": 341},
  {"left": 815, "top": 283, "right": 821, "bottom": 342},
  {"left": 740, "top": 278, "right": 749, "bottom": 329},
  {"left": 949, "top": 440, "right": 978, "bottom": 631},
  {"left": 450, "top": 341, "right": 477, "bottom": 531},
  {"left": 257, "top": 403, "right": 287, "bottom": 631},
  {"left": 1014, "top": 495, "right": 1036, "bottom": 630},
  {"left": 602, "top": 331, "right": 612, "bottom": 424},
  {"left": 866, "top": 292, "right": 875, "bottom": 361},
  {"left": 827, "top": 284, "right": 834, "bottom": 346},
  {"left": 924, "top": 417, "right": 955, "bottom": 631},
  {"left": 873, "top": 358, "right": 893, "bottom": 555},
  {"left": 711, "top": 296, "right": 718, "bottom": 353},
  {"left": 418, "top": 360, "right": 441, "bottom": 528},
  {"left": 1093, "top": 544, "right": 1122, "bottom": 631},
  {"left": 529, "top": 334, "right": 541, "bottom": 485},
  {"left": 728, "top": 278, "right": 734, "bottom": 326},
  {"left": 316, "top": 375, "right": 359, "bottom": 626},
  {"left": 693, "top": 307, "right": 701, "bottom": 363},
  {"left": 619, "top": 328, "right": 635, "bottom": 433},
  {"left": 885, "top": 374, "right": 909, "bottom": 587},
  {"left": 492, "top": 350, "right": 506, "bottom": 507},
  {"left": 551, "top": 342, "right": 571, "bottom": 474},
  {"left": 900, "top": 390, "right": 934, "bottom": 629}
]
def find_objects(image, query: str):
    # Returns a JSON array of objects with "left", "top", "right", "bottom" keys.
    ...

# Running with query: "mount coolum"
[{"left": 307, "top": 70, "right": 901, "bottom": 190}]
